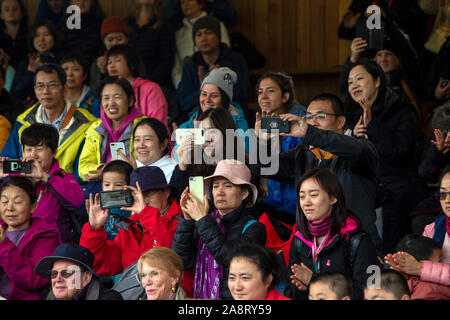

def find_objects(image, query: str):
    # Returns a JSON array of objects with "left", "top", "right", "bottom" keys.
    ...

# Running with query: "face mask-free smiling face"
[
  {"left": 199, "top": 83, "right": 223, "bottom": 112},
  {"left": 257, "top": 78, "right": 289, "bottom": 115},
  {"left": 138, "top": 262, "right": 178, "bottom": 300},
  {"left": 133, "top": 124, "right": 167, "bottom": 166},
  {"left": 0, "top": 186, "right": 35, "bottom": 231},
  {"left": 101, "top": 83, "right": 132, "bottom": 123},
  {"left": 348, "top": 65, "right": 380, "bottom": 104}
]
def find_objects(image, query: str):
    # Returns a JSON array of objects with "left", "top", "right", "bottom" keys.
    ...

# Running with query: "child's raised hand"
[{"left": 87, "top": 193, "right": 109, "bottom": 229}]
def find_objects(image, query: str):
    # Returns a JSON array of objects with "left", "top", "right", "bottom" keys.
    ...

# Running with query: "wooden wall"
[{"left": 22, "top": 0, "right": 354, "bottom": 106}]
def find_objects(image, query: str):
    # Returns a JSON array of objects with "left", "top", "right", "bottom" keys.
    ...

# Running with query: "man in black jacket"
[
  {"left": 35, "top": 243, "right": 123, "bottom": 300},
  {"left": 255, "top": 93, "right": 383, "bottom": 256}
]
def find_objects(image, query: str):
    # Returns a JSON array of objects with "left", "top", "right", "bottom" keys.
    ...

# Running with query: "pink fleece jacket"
[
  {"left": 132, "top": 77, "right": 168, "bottom": 125},
  {"left": 33, "top": 159, "right": 85, "bottom": 243},
  {"left": 421, "top": 222, "right": 450, "bottom": 286},
  {"left": 0, "top": 218, "right": 59, "bottom": 300}
]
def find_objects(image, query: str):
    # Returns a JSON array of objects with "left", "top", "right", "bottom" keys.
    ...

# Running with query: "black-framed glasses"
[
  {"left": 303, "top": 113, "right": 341, "bottom": 121},
  {"left": 435, "top": 191, "right": 450, "bottom": 200},
  {"left": 49, "top": 269, "right": 77, "bottom": 279},
  {"left": 35, "top": 82, "right": 61, "bottom": 91}
]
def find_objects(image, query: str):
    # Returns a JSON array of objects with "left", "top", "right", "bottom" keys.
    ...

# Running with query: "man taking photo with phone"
[
  {"left": 0, "top": 123, "right": 84, "bottom": 243},
  {"left": 255, "top": 93, "right": 382, "bottom": 257}
]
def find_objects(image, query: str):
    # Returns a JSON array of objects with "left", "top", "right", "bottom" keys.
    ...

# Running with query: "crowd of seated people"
[{"left": 0, "top": 0, "right": 448, "bottom": 301}]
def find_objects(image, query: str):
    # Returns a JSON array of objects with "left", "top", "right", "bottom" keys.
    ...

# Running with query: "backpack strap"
[
  {"left": 348, "top": 232, "right": 364, "bottom": 270},
  {"left": 137, "top": 86, "right": 141, "bottom": 112},
  {"left": 242, "top": 219, "right": 257, "bottom": 234}
]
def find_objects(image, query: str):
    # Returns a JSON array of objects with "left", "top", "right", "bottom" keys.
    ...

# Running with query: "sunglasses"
[
  {"left": 435, "top": 191, "right": 450, "bottom": 200},
  {"left": 49, "top": 269, "right": 77, "bottom": 279}
]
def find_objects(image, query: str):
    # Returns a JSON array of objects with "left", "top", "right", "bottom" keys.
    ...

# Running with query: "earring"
[{"left": 172, "top": 285, "right": 176, "bottom": 293}]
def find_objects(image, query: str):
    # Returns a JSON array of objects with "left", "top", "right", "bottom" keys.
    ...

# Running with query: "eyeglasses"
[
  {"left": 35, "top": 82, "right": 60, "bottom": 91},
  {"left": 49, "top": 269, "right": 77, "bottom": 279},
  {"left": 303, "top": 113, "right": 341, "bottom": 121},
  {"left": 435, "top": 191, "right": 450, "bottom": 200},
  {"left": 135, "top": 270, "right": 162, "bottom": 283}
]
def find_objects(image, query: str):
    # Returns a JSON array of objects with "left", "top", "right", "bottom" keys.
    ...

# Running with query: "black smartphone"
[
  {"left": 99, "top": 190, "right": 133, "bottom": 210},
  {"left": 2, "top": 160, "right": 32, "bottom": 174},
  {"left": 260, "top": 117, "right": 290, "bottom": 133},
  {"left": 355, "top": 19, "right": 385, "bottom": 50},
  {"left": 440, "top": 80, "right": 449, "bottom": 88}
]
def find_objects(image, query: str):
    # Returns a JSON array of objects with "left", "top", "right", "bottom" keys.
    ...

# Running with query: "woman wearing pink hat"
[{"left": 172, "top": 159, "right": 266, "bottom": 300}]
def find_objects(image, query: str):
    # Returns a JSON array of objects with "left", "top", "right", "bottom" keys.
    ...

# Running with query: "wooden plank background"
[{"left": 22, "top": 0, "right": 354, "bottom": 106}]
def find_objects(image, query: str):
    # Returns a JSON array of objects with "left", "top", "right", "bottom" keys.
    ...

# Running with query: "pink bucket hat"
[{"left": 204, "top": 159, "right": 258, "bottom": 207}]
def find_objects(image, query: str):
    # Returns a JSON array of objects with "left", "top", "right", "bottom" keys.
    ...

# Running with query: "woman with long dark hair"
[
  {"left": 284, "top": 168, "right": 378, "bottom": 300},
  {"left": 346, "top": 58, "right": 427, "bottom": 255},
  {"left": 171, "top": 106, "right": 253, "bottom": 201}
]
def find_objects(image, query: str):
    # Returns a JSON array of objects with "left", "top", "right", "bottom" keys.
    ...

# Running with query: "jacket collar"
[{"left": 295, "top": 215, "right": 360, "bottom": 249}]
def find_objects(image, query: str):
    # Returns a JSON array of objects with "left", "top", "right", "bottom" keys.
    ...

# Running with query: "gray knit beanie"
[
  {"left": 192, "top": 16, "right": 221, "bottom": 41},
  {"left": 201, "top": 67, "right": 237, "bottom": 102}
]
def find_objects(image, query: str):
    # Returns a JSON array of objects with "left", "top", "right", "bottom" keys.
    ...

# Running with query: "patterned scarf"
[
  {"left": 194, "top": 209, "right": 225, "bottom": 299},
  {"left": 447, "top": 216, "right": 450, "bottom": 237}
]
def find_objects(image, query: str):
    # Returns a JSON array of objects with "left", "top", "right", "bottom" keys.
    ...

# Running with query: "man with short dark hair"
[
  {"left": 1, "top": 63, "right": 96, "bottom": 180},
  {"left": 19, "top": 123, "right": 84, "bottom": 243},
  {"left": 176, "top": 15, "right": 250, "bottom": 116},
  {"left": 256, "top": 93, "right": 383, "bottom": 255}
]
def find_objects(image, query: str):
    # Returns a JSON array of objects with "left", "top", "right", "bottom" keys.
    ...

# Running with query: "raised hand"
[
  {"left": 350, "top": 37, "right": 368, "bottom": 63},
  {"left": 431, "top": 129, "right": 450, "bottom": 154},
  {"left": 176, "top": 139, "right": 194, "bottom": 171},
  {"left": 117, "top": 149, "right": 137, "bottom": 169},
  {"left": 86, "top": 193, "right": 109, "bottom": 229},
  {"left": 353, "top": 116, "right": 367, "bottom": 138},
  {"left": 279, "top": 113, "right": 308, "bottom": 139},
  {"left": 121, "top": 182, "right": 146, "bottom": 214},
  {"left": 434, "top": 78, "right": 450, "bottom": 101},
  {"left": 0, "top": 157, "right": 10, "bottom": 180},
  {"left": 384, "top": 251, "right": 422, "bottom": 276},
  {"left": 21, "top": 157, "right": 46, "bottom": 182},
  {"left": 180, "top": 187, "right": 209, "bottom": 221}
]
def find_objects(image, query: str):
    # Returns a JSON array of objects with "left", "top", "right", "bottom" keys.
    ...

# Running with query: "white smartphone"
[
  {"left": 189, "top": 176, "right": 204, "bottom": 204},
  {"left": 110, "top": 142, "right": 126, "bottom": 160},
  {"left": 176, "top": 128, "right": 206, "bottom": 145}
]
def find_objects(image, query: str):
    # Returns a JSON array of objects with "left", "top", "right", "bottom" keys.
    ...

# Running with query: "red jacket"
[
  {"left": 265, "top": 288, "right": 291, "bottom": 300},
  {"left": 80, "top": 199, "right": 182, "bottom": 277}
]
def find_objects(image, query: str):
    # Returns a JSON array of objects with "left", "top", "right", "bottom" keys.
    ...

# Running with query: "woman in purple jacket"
[{"left": 0, "top": 176, "right": 59, "bottom": 300}]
